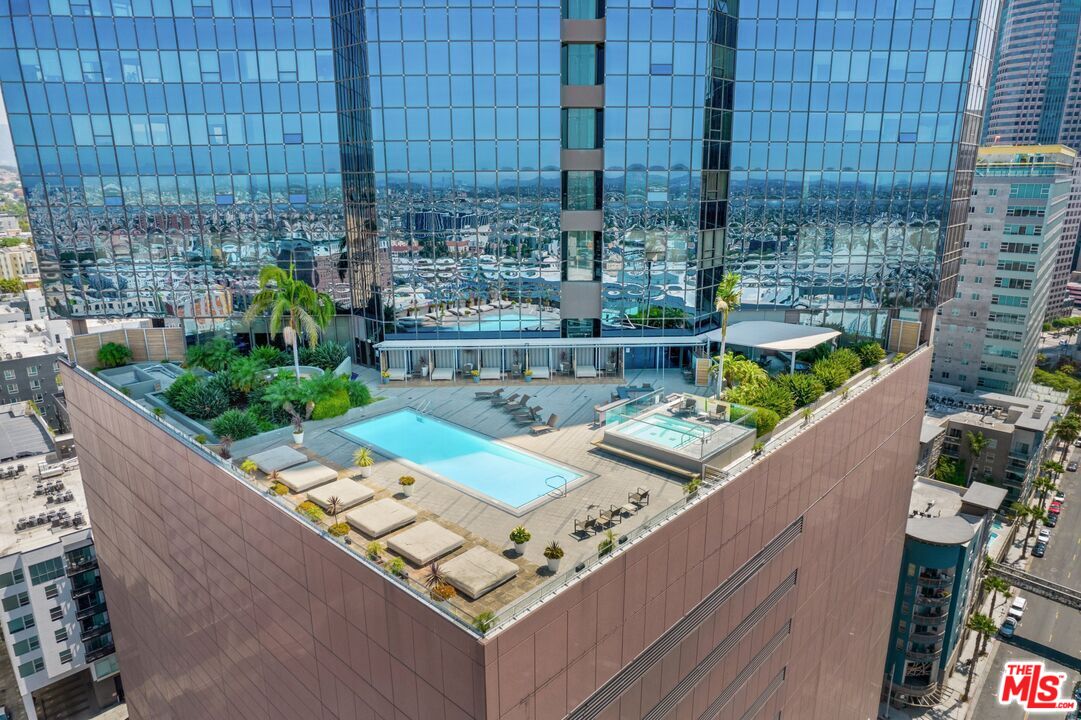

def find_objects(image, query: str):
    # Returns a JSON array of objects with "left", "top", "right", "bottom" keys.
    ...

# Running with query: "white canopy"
[{"left": 704, "top": 320, "right": 840, "bottom": 352}]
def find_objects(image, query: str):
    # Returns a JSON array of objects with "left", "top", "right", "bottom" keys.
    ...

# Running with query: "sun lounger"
[
  {"left": 306, "top": 478, "right": 374, "bottom": 511},
  {"left": 530, "top": 414, "right": 559, "bottom": 435},
  {"left": 385, "top": 367, "right": 407, "bottom": 381},
  {"left": 529, "top": 366, "right": 550, "bottom": 379},
  {"left": 276, "top": 461, "right": 339, "bottom": 493},
  {"left": 575, "top": 364, "right": 598, "bottom": 378},
  {"left": 346, "top": 498, "right": 417, "bottom": 538},
  {"left": 479, "top": 367, "right": 502, "bottom": 380},
  {"left": 513, "top": 405, "right": 543, "bottom": 422},
  {"left": 476, "top": 304, "right": 494, "bottom": 312},
  {"left": 386, "top": 521, "right": 465, "bottom": 566},
  {"left": 475, "top": 387, "right": 504, "bottom": 400},
  {"left": 441, "top": 547, "right": 519, "bottom": 600},
  {"left": 505, "top": 394, "right": 530, "bottom": 412},
  {"left": 246, "top": 446, "right": 307, "bottom": 475},
  {"left": 430, "top": 367, "right": 454, "bottom": 381},
  {"left": 492, "top": 393, "right": 519, "bottom": 407}
]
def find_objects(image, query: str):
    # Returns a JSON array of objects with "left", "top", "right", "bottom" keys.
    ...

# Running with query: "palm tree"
[
  {"left": 1034, "top": 474, "right": 1057, "bottom": 510},
  {"left": 1051, "top": 415, "right": 1081, "bottom": 460},
  {"left": 242, "top": 264, "right": 335, "bottom": 379},
  {"left": 1022, "top": 505, "right": 1048, "bottom": 558},
  {"left": 1041, "top": 460, "right": 1064, "bottom": 479},
  {"left": 962, "top": 613, "right": 998, "bottom": 701},
  {"left": 934, "top": 456, "right": 958, "bottom": 485},
  {"left": 983, "top": 577, "right": 1010, "bottom": 612},
  {"left": 713, "top": 273, "right": 742, "bottom": 399},
  {"left": 326, "top": 496, "right": 342, "bottom": 528},
  {"left": 965, "top": 431, "right": 990, "bottom": 486},
  {"left": 712, "top": 351, "right": 767, "bottom": 391}
]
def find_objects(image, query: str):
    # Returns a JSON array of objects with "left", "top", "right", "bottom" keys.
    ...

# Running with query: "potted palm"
[
  {"left": 509, "top": 525, "right": 531, "bottom": 555},
  {"left": 354, "top": 447, "right": 374, "bottom": 478},
  {"left": 543, "top": 541, "right": 564, "bottom": 573},
  {"left": 399, "top": 475, "right": 416, "bottom": 497},
  {"left": 291, "top": 416, "right": 304, "bottom": 444}
]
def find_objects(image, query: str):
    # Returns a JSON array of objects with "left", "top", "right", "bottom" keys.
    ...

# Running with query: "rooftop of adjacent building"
[
  {"left": 925, "top": 382, "right": 1061, "bottom": 434},
  {"left": 906, "top": 478, "right": 1005, "bottom": 545},
  {"left": 0, "top": 319, "right": 64, "bottom": 361},
  {"left": 70, "top": 329, "right": 925, "bottom": 635},
  {"left": 0, "top": 405, "right": 88, "bottom": 556},
  {"left": 978, "top": 143, "right": 1077, "bottom": 160}
]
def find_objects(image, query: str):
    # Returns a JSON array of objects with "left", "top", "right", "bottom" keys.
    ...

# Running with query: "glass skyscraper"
[{"left": 1, "top": 0, "right": 1000, "bottom": 360}]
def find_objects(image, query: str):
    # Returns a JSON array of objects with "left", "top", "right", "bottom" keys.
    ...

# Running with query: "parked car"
[
  {"left": 1034, "top": 541, "right": 1047, "bottom": 557},
  {"left": 1000, "top": 616, "right": 1017, "bottom": 638},
  {"left": 1074, "top": 679, "right": 1081, "bottom": 703},
  {"left": 1074, "top": 439, "right": 1081, "bottom": 447},
  {"left": 1047, "top": 514, "right": 1058, "bottom": 528},
  {"left": 1038, "top": 528, "right": 1052, "bottom": 544},
  {"left": 1008, "top": 596, "right": 1027, "bottom": 620},
  {"left": 1049, "top": 502, "right": 1062, "bottom": 517},
  {"left": 1068, "top": 461, "right": 1078, "bottom": 472},
  {"left": 1055, "top": 491, "right": 1066, "bottom": 503}
]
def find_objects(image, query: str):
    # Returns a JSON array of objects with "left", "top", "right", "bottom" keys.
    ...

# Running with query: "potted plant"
[
  {"left": 524, "top": 368, "right": 533, "bottom": 383},
  {"left": 354, "top": 447, "right": 374, "bottom": 477},
  {"left": 399, "top": 475, "right": 416, "bottom": 497},
  {"left": 473, "top": 611, "right": 497, "bottom": 633},
  {"left": 871, "top": 368, "right": 881, "bottom": 381},
  {"left": 365, "top": 540, "right": 383, "bottom": 563},
  {"left": 801, "top": 407, "right": 814, "bottom": 426},
  {"left": 684, "top": 474, "right": 701, "bottom": 497},
  {"left": 752, "top": 441, "right": 765, "bottom": 458},
  {"left": 598, "top": 529, "right": 616, "bottom": 556},
  {"left": 387, "top": 556, "right": 406, "bottom": 578},
  {"left": 841, "top": 386, "right": 850, "bottom": 401},
  {"left": 543, "top": 541, "right": 564, "bottom": 573},
  {"left": 380, "top": 369, "right": 391, "bottom": 384},
  {"left": 152, "top": 406, "right": 164, "bottom": 420},
  {"left": 509, "top": 525, "right": 531, "bottom": 555},
  {"left": 424, "top": 562, "right": 455, "bottom": 604},
  {"left": 218, "top": 435, "right": 233, "bottom": 460},
  {"left": 283, "top": 400, "right": 313, "bottom": 445},
  {"left": 239, "top": 459, "right": 258, "bottom": 477},
  {"left": 471, "top": 369, "right": 480, "bottom": 383},
  {"left": 291, "top": 416, "right": 304, "bottom": 444},
  {"left": 194, "top": 434, "right": 208, "bottom": 445},
  {"left": 431, "top": 581, "right": 456, "bottom": 605}
]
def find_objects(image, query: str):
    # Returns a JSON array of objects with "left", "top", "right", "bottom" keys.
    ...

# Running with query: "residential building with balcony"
[
  {"left": 882, "top": 478, "right": 1006, "bottom": 708},
  {"left": 0, "top": 324, "right": 63, "bottom": 430},
  {"left": 932, "top": 145, "right": 1075, "bottom": 395},
  {"left": 924, "top": 383, "right": 1061, "bottom": 504},
  {"left": 61, "top": 337, "right": 932, "bottom": 720},
  {"left": 0, "top": 407, "right": 120, "bottom": 720}
]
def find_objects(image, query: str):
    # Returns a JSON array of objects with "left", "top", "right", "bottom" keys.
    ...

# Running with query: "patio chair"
[
  {"left": 492, "top": 392, "right": 520, "bottom": 407},
  {"left": 530, "top": 414, "right": 559, "bottom": 435},
  {"left": 505, "top": 394, "right": 530, "bottom": 412},
  {"left": 574, "top": 514, "right": 597, "bottom": 536},
  {"left": 598, "top": 505, "right": 622, "bottom": 527},
  {"left": 629, "top": 487, "right": 650, "bottom": 507},
  {"left": 475, "top": 387, "right": 505, "bottom": 400}
]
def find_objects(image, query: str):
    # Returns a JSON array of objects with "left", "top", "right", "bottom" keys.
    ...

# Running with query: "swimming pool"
[
  {"left": 616, "top": 413, "right": 712, "bottom": 449},
  {"left": 339, "top": 409, "right": 584, "bottom": 513}
]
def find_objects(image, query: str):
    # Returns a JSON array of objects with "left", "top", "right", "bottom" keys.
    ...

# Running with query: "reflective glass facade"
[
  {"left": 2, "top": 0, "right": 999, "bottom": 347},
  {"left": 0, "top": 1, "right": 346, "bottom": 334}
]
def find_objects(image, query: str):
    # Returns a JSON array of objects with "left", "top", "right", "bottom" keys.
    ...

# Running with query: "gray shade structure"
[{"left": 0, "top": 408, "right": 51, "bottom": 461}]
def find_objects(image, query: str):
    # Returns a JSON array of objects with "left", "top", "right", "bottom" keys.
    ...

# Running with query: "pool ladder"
[{"left": 546, "top": 474, "right": 568, "bottom": 498}]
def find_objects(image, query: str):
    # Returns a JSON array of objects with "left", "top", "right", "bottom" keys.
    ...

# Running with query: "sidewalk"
[{"left": 877, "top": 488, "right": 1044, "bottom": 720}]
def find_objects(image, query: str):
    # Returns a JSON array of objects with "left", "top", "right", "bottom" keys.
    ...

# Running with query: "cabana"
[{"left": 704, "top": 321, "right": 840, "bottom": 373}]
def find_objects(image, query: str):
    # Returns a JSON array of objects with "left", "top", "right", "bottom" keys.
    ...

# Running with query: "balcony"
[
  {"left": 915, "top": 593, "right": 952, "bottom": 608},
  {"left": 896, "top": 681, "right": 940, "bottom": 698},
  {"left": 912, "top": 610, "right": 948, "bottom": 624},
  {"left": 910, "top": 628, "right": 946, "bottom": 643},
  {"left": 76, "top": 601, "right": 106, "bottom": 621},
  {"left": 79, "top": 620, "right": 111, "bottom": 641},
  {"left": 916, "top": 574, "right": 954, "bottom": 589},
  {"left": 65, "top": 553, "right": 97, "bottom": 576},
  {"left": 85, "top": 642, "right": 115, "bottom": 663},
  {"left": 71, "top": 577, "right": 102, "bottom": 599},
  {"left": 906, "top": 646, "right": 943, "bottom": 661}
]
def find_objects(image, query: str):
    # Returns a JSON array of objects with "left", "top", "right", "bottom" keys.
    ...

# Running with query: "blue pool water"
[
  {"left": 618, "top": 413, "right": 712, "bottom": 448},
  {"left": 340, "top": 409, "right": 582, "bottom": 510}
]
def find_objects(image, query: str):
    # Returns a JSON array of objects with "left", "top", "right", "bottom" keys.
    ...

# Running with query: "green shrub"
[
  {"left": 96, "top": 342, "right": 132, "bottom": 369},
  {"left": 249, "top": 344, "right": 288, "bottom": 368},
  {"left": 205, "top": 372, "right": 244, "bottom": 407},
  {"left": 296, "top": 501, "right": 324, "bottom": 523},
  {"left": 1033, "top": 368, "right": 1081, "bottom": 393},
  {"left": 228, "top": 356, "right": 267, "bottom": 393},
  {"left": 328, "top": 523, "right": 349, "bottom": 537},
  {"left": 796, "top": 343, "right": 832, "bottom": 364},
  {"left": 853, "top": 341, "right": 886, "bottom": 368},
  {"left": 164, "top": 372, "right": 201, "bottom": 407},
  {"left": 178, "top": 382, "right": 229, "bottom": 419},
  {"left": 831, "top": 348, "right": 863, "bottom": 376},
  {"left": 812, "top": 358, "right": 850, "bottom": 390},
  {"left": 211, "top": 409, "right": 261, "bottom": 440},
  {"left": 305, "top": 371, "right": 347, "bottom": 401},
  {"left": 185, "top": 338, "right": 239, "bottom": 372},
  {"left": 312, "top": 388, "right": 350, "bottom": 420},
  {"left": 753, "top": 407, "right": 780, "bottom": 437},
  {"left": 309, "top": 341, "right": 349, "bottom": 371},
  {"left": 346, "top": 380, "right": 372, "bottom": 407},
  {"left": 729, "top": 404, "right": 753, "bottom": 423},
  {"left": 775, "top": 373, "right": 825, "bottom": 407},
  {"left": 752, "top": 381, "right": 795, "bottom": 418}
]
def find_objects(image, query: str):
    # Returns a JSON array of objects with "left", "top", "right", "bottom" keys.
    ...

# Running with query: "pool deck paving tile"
[{"left": 234, "top": 369, "right": 702, "bottom": 618}]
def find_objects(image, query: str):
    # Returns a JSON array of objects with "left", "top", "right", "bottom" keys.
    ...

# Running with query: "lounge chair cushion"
[
  {"left": 479, "top": 367, "right": 501, "bottom": 380},
  {"left": 306, "top": 478, "right": 374, "bottom": 511},
  {"left": 387, "top": 521, "right": 464, "bottom": 565},
  {"left": 576, "top": 365, "right": 598, "bottom": 378},
  {"left": 530, "top": 366, "right": 550, "bottom": 379},
  {"left": 431, "top": 368, "right": 454, "bottom": 381},
  {"left": 386, "top": 368, "right": 407, "bottom": 380},
  {"left": 442, "top": 547, "right": 519, "bottom": 599},
  {"left": 346, "top": 498, "right": 417, "bottom": 537},
  {"left": 276, "top": 461, "right": 338, "bottom": 492},
  {"left": 247, "top": 446, "right": 307, "bottom": 474}
]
